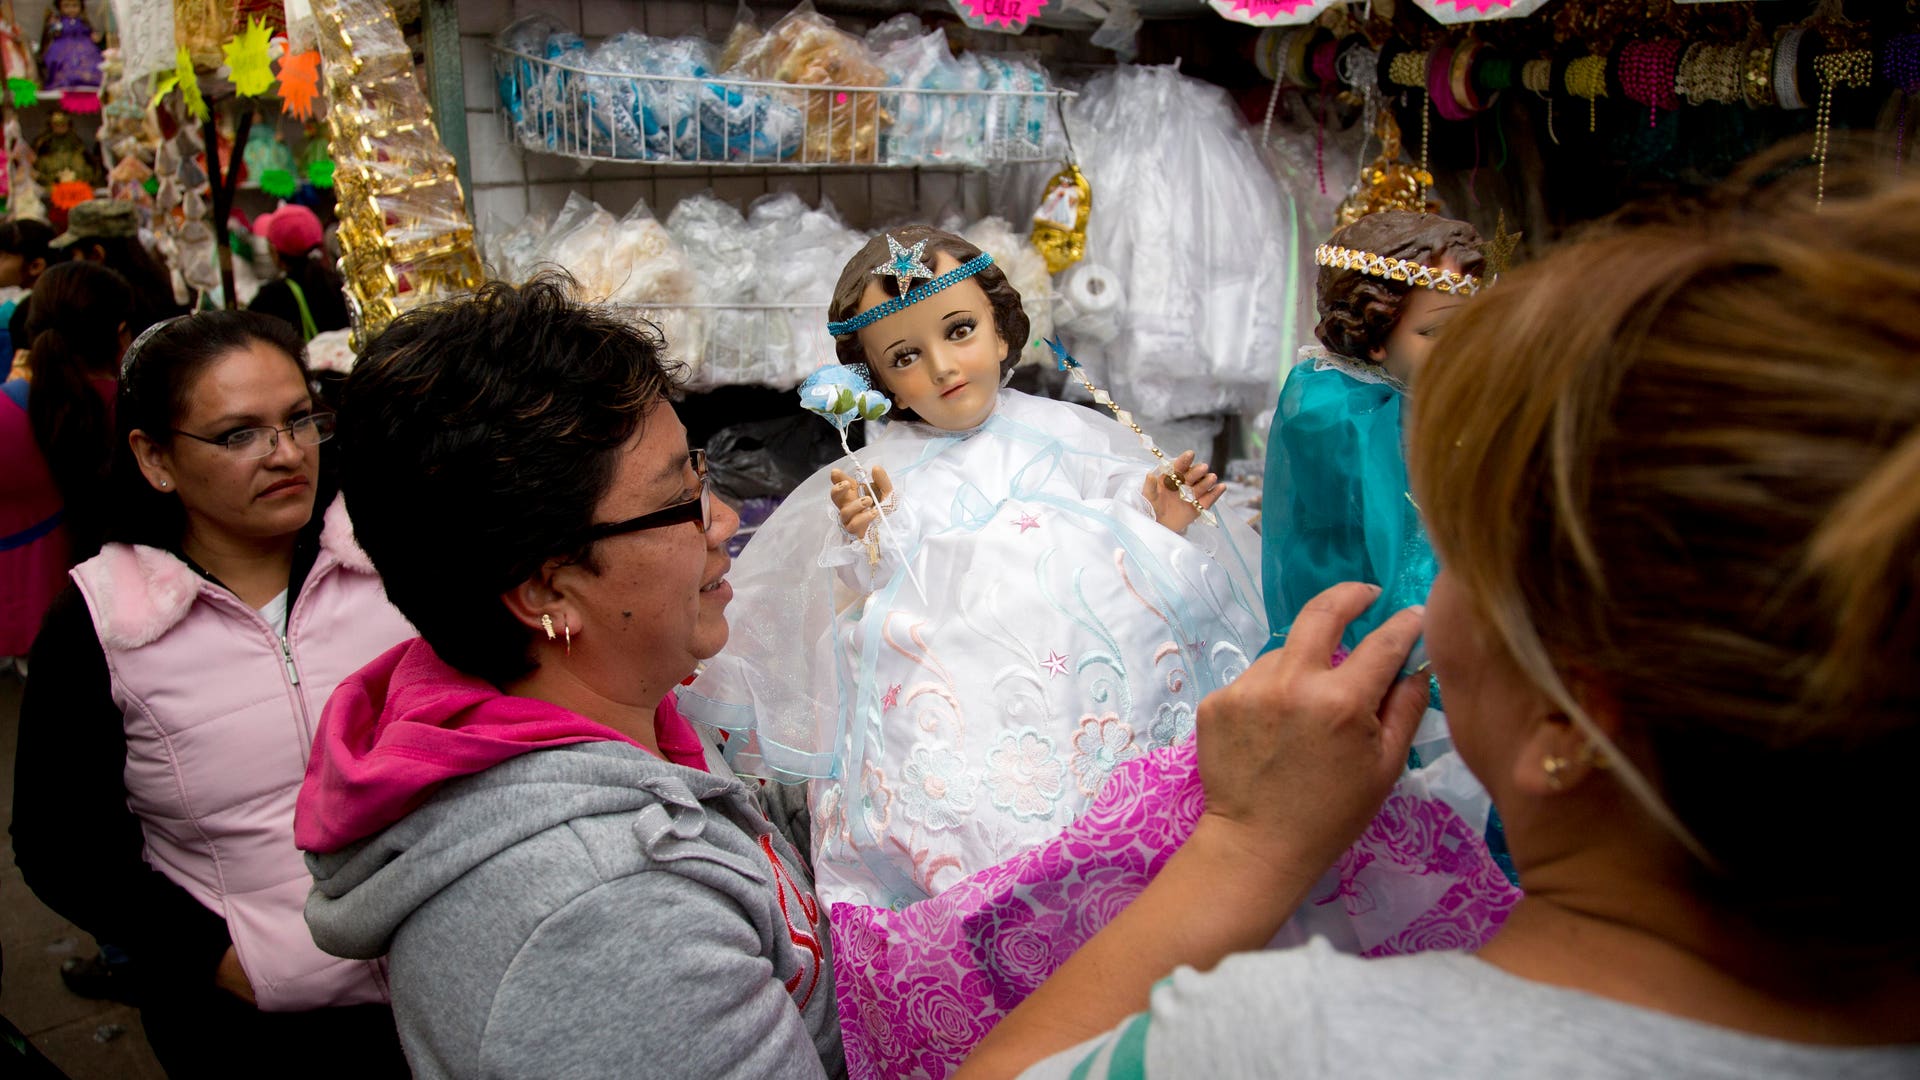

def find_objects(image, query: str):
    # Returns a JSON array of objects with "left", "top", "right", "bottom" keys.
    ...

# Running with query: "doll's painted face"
[
  {"left": 59, "top": 0, "right": 82, "bottom": 18},
  {"left": 1370, "top": 258, "right": 1468, "bottom": 387},
  {"left": 856, "top": 252, "right": 1009, "bottom": 431}
]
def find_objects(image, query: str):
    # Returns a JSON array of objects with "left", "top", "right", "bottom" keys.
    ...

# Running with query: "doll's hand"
[
  {"left": 830, "top": 466, "right": 893, "bottom": 539},
  {"left": 1145, "top": 450, "right": 1224, "bottom": 534}
]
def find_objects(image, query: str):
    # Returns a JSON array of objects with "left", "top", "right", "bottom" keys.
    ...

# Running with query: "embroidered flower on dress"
[
  {"left": 897, "top": 745, "right": 979, "bottom": 831},
  {"left": 1069, "top": 714, "right": 1142, "bottom": 797},
  {"left": 984, "top": 729, "right": 1066, "bottom": 822},
  {"left": 860, "top": 761, "right": 894, "bottom": 833},
  {"left": 1148, "top": 701, "right": 1195, "bottom": 748}
]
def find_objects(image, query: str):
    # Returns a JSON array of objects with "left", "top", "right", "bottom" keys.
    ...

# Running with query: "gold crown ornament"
[{"left": 1313, "top": 244, "right": 1482, "bottom": 297}]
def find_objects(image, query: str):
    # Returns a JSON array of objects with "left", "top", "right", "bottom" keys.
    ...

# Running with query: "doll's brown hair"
[
  {"left": 1315, "top": 212, "right": 1484, "bottom": 361},
  {"left": 829, "top": 225, "right": 1028, "bottom": 421},
  {"left": 1409, "top": 161, "right": 1920, "bottom": 955}
]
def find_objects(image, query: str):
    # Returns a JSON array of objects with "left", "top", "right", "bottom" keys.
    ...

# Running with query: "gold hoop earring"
[
  {"left": 564, "top": 622, "right": 571, "bottom": 657},
  {"left": 1542, "top": 755, "right": 1570, "bottom": 791},
  {"left": 541, "top": 613, "right": 556, "bottom": 641}
]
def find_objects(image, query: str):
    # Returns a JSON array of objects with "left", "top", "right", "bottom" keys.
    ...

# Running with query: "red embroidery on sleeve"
[{"left": 758, "top": 833, "right": 823, "bottom": 1010}]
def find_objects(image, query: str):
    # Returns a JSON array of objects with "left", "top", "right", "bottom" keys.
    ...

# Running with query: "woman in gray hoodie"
[{"left": 294, "top": 277, "right": 842, "bottom": 1079}]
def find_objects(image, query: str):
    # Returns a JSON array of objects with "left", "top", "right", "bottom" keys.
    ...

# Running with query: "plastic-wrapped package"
[
  {"left": 725, "top": 3, "right": 887, "bottom": 164},
  {"left": 958, "top": 215, "right": 1054, "bottom": 366},
  {"left": 978, "top": 53, "right": 1054, "bottom": 161},
  {"left": 587, "top": 32, "right": 803, "bottom": 163},
  {"left": 533, "top": 193, "right": 705, "bottom": 377},
  {"left": 667, "top": 194, "right": 762, "bottom": 386},
  {"left": 480, "top": 209, "right": 552, "bottom": 283},
  {"left": 744, "top": 192, "right": 863, "bottom": 386},
  {"left": 1065, "top": 65, "right": 1289, "bottom": 421},
  {"left": 871, "top": 26, "right": 948, "bottom": 165}
]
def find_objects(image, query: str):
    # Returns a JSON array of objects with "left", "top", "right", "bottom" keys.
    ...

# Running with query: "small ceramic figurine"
[
  {"left": 32, "top": 110, "right": 99, "bottom": 188},
  {"left": 40, "top": 0, "right": 104, "bottom": 91}
]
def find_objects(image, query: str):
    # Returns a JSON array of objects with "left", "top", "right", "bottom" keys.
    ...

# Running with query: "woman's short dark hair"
[
  {"left": 1315, "top": 212, "right": 1484, "bottom": 362},
  {"left": 0, "top": 218, "right": 56, "bottom": 262},
  {"left": 108, "top": 310, "right": 314, "bottom": 550},
  {"left": 340, "top": 275, "right": 682, "bottom": 685},
  {"left": 828, "top": 225, "right": 1028, "bottom": 422}
]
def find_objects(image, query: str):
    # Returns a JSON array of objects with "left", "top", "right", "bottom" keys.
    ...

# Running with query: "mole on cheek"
[{"left": 622, "top": 611, "right": 633, "bottom": 619}]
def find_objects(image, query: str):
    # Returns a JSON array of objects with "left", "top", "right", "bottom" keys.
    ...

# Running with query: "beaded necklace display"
[
  {"left": 1813, "top": 49, "right": 1873, "bottom": 206},
  {"left": 1565, "top": 54, "right": 1608, "bottom": 134},
  {"left": 1523, "top": 58, "right": 1558, "bottom": 144},
  {"left": 1620, "top": 40, "right": 1684, "bottom": 128},
  {"left": 1387, "top": 48, "right": 1433, "bottom": 192}
]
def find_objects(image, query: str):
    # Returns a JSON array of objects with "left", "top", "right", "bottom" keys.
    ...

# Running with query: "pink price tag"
[
  {"left": 1206, "top": 0, "right": 1330, "bottom": 26},
  {"left": 955, "top": 0, "right": 1051, "bottom": 31}
]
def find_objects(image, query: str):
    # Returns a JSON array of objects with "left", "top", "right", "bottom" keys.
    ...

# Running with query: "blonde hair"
[{"left": 1409, "top": 164, "right": 1920, "bottom": 940}]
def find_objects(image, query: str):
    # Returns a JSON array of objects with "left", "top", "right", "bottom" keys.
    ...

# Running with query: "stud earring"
[
  {"left": 1542, "top": 754, "right": 1570, "bottom": 791},
  {"left": 541, "top": 613, "right": 556, "bottom": 641},
  {"left": 159, "top": 480, "right": 169, "bottom": 489}
]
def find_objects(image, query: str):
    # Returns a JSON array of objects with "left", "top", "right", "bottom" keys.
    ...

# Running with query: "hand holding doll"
[{"left": 1144, "top": 449, "right": 1223, "bottom": 535}]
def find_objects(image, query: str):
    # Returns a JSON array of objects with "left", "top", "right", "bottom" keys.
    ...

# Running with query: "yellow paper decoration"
[
  {"left": 223, "top": 17, "right": 278, "bottom": 98},
  {"left": 177, "top": 47, "right": 209, "bottom": 121}
]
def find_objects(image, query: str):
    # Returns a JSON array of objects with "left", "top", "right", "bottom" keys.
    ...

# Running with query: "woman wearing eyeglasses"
[
  {"left": 291, "top": 278, "right": 841, "bottom": 1078},
  {"left": 11, "top": 311, "right": 416, "bottom": 1077}
]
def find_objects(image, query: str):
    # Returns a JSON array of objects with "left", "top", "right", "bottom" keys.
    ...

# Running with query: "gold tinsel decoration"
[
  {"left": 1335, "top": 110, "right": 1439, "bottom": 228},
  {"left": 311, "top": 0, "right": 484, "bottom": 347}
]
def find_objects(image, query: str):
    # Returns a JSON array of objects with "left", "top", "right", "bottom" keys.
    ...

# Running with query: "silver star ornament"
[{"left": 872, "top": 235, "right": 935, "bottom": 296}]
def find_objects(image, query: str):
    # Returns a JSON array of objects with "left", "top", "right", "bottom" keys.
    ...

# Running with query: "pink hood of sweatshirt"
[{"left": 296, "top": 637, "right": 709, "bottom": 854}]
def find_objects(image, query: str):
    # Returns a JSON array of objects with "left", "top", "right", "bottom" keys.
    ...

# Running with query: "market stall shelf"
[{"left": 490, "top": 44, "right": 1070, "bottom": 168}]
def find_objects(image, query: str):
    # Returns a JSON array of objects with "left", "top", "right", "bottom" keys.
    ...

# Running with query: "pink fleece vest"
[{"left": 70, "top": 499, "right": 415, "bottom": 1012}]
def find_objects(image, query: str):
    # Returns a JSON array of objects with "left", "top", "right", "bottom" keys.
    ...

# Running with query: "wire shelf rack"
[{"left": 491, "top": 45, "right": 1071, "bottom": 168}]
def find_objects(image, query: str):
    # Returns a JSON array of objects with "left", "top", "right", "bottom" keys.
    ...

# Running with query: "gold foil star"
[
  {"left": 1483, "top": 210, "right": 1523, "bottom": 277},
  {"left": 223, "top": 17, "right": 278, "bottom": 98}
]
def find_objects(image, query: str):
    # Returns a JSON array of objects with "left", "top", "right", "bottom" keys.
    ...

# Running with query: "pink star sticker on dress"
[
  {"left": 1041, "top": 651, "right": 1069, "bottom": 678},
  {"left": 882, "top": 684, "right": 901, "bottom": 710},
  {"left": 1014, "top": 512, "right": 1041, "bottom": 533}
]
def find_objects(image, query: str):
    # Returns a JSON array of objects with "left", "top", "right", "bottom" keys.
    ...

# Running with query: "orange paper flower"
[
  {"left": 277, "top": 50, "right": 320, "bottom": 120},
  {"left": 51, "top": 180, "right": 94, "bottom": 211}
]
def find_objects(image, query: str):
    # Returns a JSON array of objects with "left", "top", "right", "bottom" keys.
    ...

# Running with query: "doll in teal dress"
[
  {"left": 1262, "top": 211, "right": 1517, "bottom": 881},
  {"left": 1263, "top": 211, "right": 1484, "bottom": 657}
]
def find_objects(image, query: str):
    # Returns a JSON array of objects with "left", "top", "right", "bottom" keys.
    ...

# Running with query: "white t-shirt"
[
  {"left": 1024, "top": 937, "right": 1919, "bottom": 1080},
  {"left": 257, "top": 588, "right": 289, "bottom": 634}
]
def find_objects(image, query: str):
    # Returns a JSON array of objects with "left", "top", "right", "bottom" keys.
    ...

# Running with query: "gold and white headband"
[{"left": 1314, "top": 243, "right": 1482, "bottom": 297}]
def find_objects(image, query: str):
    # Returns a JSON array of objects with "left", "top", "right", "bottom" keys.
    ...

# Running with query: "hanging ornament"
[
  {"left": 276, "top": 49, "right": 320, "bottom": 119},
  {"left": 223, "top": 16, "right": 277, "bottom": 97},
  {"left": 1029, "top": 163, "right": 1090, "bottom": 275},
  {"left": 7, "top": 78, "right": 33, "bottom": 107}
]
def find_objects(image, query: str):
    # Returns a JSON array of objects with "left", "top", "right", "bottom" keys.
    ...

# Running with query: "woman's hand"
[
  {"left": 214, "top": 946, "right": 256, "bottom": 1005},
  {"left": 1144, "top": 450, "right": 1224, "bottom": 535},
  {"left": 829, "top": 466, "right": 893, "bottom": 539},
  {"left": 1196, "top": 582, "right": 1430, "bottom": 881},
  {"left": 955, "top": 583, "right": 1428, "bottom": 1079}
]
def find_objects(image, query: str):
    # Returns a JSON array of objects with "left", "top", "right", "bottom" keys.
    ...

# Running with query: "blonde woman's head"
[{"left": 1410, "top": 165, "right": 1920, "bottom": 951}]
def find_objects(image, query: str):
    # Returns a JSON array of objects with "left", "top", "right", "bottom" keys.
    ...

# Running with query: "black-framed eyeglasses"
[
  {"left": 173, "top": 412, "right": 336, "bottom": 459},
  {"left": 576, "top": 449, "right": 711, "bottom": 544}
]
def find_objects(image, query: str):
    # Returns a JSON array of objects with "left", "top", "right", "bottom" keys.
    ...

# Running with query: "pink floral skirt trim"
[{"left": 830, "top": 739, "right": 1520, "bottom": 1079}]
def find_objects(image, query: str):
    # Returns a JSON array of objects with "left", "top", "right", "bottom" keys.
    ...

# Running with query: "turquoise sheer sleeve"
[{"left": 1261, "top": 354, "right": 1435, "bottom": 655}]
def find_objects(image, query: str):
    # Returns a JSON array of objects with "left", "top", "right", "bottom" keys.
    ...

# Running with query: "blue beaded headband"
[{"left": 826, "top": 252, "right": 996, "bottom": 338}]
